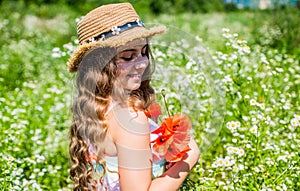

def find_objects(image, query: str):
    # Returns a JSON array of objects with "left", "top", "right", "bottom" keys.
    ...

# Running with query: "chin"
[{"left": 127, "top": 83, "right": 141, "bottom": 91}]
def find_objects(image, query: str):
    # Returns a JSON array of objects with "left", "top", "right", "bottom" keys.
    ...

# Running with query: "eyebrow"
[{"left": 120, "top": 44, "right": 148, "bottom": 53}]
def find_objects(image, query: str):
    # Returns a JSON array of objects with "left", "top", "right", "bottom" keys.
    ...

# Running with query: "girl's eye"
[{"left": 121, "top": 56, "right": 134, "bottom": 61}]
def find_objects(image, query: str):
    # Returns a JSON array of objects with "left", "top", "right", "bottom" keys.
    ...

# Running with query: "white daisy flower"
[{"left": 250, "top": 99, "right": 256, "bottom": 106}]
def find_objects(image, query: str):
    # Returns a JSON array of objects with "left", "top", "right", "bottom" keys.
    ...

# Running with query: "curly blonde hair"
[{"left": 69, "top": 44, "right": 155, "bottom": 190}]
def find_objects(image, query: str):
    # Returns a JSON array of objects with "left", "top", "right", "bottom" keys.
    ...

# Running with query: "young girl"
[{"left": 68, "top": 3, "right": 199, "bottom": 191}]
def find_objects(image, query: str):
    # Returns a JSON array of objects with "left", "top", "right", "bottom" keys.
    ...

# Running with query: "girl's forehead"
[{"left": 117, "top": 38, "right": 147, "bottom": 52}]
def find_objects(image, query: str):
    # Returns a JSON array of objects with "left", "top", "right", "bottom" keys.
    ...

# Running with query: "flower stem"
[{"left": 161, "top": 89, "right": 171, "bottom": 118}]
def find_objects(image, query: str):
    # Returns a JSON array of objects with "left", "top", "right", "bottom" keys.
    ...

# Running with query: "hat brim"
[{"left": 68, "top": 25, "right": 166, "bottom": 73}]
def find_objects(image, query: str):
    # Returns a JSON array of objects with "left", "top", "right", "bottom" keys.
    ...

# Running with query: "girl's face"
[{"left": 115, "top": 38, "right": 149, "bottom": 91}]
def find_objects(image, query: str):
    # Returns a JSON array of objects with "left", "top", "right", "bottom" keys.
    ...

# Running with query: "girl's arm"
[
  {"left": 150, "top": 137, "right": 199, "bottom": 191},
  {"left": 108, "top": 108, "right": 200, "bottom": 191}
]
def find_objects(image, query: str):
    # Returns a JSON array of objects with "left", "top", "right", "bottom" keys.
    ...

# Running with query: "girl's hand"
[{"left": 165, "top": 162, "right": 176, "bottom": 170}]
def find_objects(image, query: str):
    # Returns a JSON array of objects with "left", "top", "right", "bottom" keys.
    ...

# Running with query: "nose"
[{"left": 134, "top": 55, "right": 149, "bottom": 69}]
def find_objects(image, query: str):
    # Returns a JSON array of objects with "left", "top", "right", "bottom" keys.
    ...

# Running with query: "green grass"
[{"left": 0, "top": 2, "right": 299, "bottom": 190}]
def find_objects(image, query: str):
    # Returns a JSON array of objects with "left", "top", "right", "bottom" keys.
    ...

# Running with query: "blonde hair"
[{"left": 69, "top": 44, "right": 155, "bottom": 190}]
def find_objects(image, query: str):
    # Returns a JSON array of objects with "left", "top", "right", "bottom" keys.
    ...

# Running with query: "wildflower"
[
  {"left": 238, "top": 164, "right": 244, "bottom": 170},
  {"left": 216, "top": 158, "right": 224, "bottom": 167},
  {"left": 242, "top": 116, "right": 249, "bottom": 121},
  {"left": 242, "top": 45, "right": 250, "bottom": 54},
  {"left": 250, "top": 125, "right": 258, "bottom": 135},
  {"left": 52, "top": 47, "right": 60, "bottom": 52},
  {"left": 195, "top": 35, "right": 202, "bottom": 42},
  {"left": 222, "top": 33, "right": 232, "bottom": 39},
  {"left": 257, "top": 112, "right": 264, "bottom": 120},
  {"left": 232, "top": 165, "right": 239, "bottom": 173},
  {"left": 283, "top": 103, "right": 291, "bottom": 110},
  {"left": 253, "top": 167, "right": 260, "bottom": 173},
  {"left": 279, "top": 119, "right": 287, "bottom": 124},
  {"left": 290, "top": 118, "right": 299, "bottom": 128},
  {"left": 282, "top": 184, "right": 288, "bottom": 191},
  {"left": 223, "top": 75, "right": 233, "bottom": 84},
  {"left": 265, "top": 116, "right": 272, "bottom": 124},
  {"left": 237, "top": 148, "right": 245, "bottom": 157},
  {"left": 232, "top": 147, "right": 239, "bottom": 155},
  {"left": 223, "top": 156, "right": 234, "bottom": 167},
  {"left": 222, "top": 28, "right": 230, "bottom": 33},
  {"left": 261, "top": 55, "right": 269, "bottom": 64},
  {"left": 250, "top": 99, "right": 256, "bottom": 106},
  {"left": 211, "top": 161, "right": 218, "bottom": 168},
  {"left": 265, "top": 158, "right": 275, "bottom": 166},
  {"left": 226, "top": 121, "right": 238, "bottom": 132},
  {"left": 275, "top": 67, "right": 284, "bottom": 73},
  {"left": 252, "top": 117, "right": 259, "bottom": 125},
  {"left": 227, "top": 146, "right": 234, "bottom": 154},
  {"left": 144, "top": 103, "right": 162, "bottom": 119},
  {"left": 233, "top": 132, "right": 240, "bottom": 137},
  {"left": 258, "top": 103, "right": 265, "bottom": 110},
  {"left": 151, "top": 114, "right": 191, "bottom": 162}
]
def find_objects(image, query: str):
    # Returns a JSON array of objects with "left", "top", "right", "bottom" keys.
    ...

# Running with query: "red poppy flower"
[
  {"left": 151, "top": 113, "right": 191, "bottom": 162},
  {"left": 144, "top": 103, "right": 162, "bottom": 118},
  {"left": 165, "top": 145, "right": 191, "bottom": 162}
]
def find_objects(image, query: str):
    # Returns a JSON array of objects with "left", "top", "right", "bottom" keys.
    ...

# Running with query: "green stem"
[
  {"left": 255, "top": 124, "right": 260, "bottom": 165},
  {"left": 273, "top": 162, "right": 295, "bottom": 184},
  {"left": 161, "top": 89, "right": 171, "bottom": 117}
]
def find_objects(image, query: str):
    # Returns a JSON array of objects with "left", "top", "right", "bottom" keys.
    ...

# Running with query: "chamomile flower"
[
  {"left": 227, "top": 146, "right": 234, "bottom": 154},
  {"left": 211, "top": 161, "right": 218, "bottom": 168},
  {"left": 232, "top": 147, "right": 239, "bottom": 155},
  {"left": 232, "top": 165, "right": 239, "bottom": 173},
  {"left": 224, "top": 156, "right": 235, "bottom": 167},
  {"left": 290, "top": 118, "right": 299, "bottom": 127},
  {"left": 216, "top": 158, "right": 224, "bottom": 167},
  {"left": 222, "top": 28, "right": 230, "bottom": 33},
  {"left": 250, "top": 125, "right": 258, "bottom": 135},
  {"left": 289, "top": 118, "right": 298, "bottom": 131},
  {"left": 250, "top": 99, "right": 257, "bottom": 106},
  {"left": 237, "top": 148, "right": 245, "bottom": 157},
  {"left": 226, "top": 121, "right": 236, "bottom": 132}
]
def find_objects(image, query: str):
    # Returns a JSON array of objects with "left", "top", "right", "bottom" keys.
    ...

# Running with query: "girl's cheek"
[{"left": 117, "top": 61, "right": 134, "bottom": 70}]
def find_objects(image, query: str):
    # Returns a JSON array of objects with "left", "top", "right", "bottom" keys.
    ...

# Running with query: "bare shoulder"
[{"left": 107, "top": 106, "right": 150, "bottom": 147}]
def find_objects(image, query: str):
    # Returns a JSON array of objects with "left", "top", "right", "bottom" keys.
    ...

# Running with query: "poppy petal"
[{"left": 148, "top": 103, "right": 162, "bottom": 118}]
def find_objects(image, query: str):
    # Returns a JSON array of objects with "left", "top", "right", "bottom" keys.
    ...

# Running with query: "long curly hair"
[{"left": 69, "top": 43, "right": 155, "bottom": 191}]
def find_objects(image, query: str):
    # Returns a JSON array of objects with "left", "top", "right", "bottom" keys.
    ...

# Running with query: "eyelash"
[
  {"left": 121, "top": 57, "right": 133, "bottom": 61},
  {"left": 121, "top": 52, "right": 147, "bottom": 61}
]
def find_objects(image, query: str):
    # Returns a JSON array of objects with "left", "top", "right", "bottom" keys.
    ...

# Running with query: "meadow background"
[{"left": 0, "top": 0, "right": 299, "bottom": 190}]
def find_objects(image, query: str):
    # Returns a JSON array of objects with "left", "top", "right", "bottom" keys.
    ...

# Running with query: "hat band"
[{"left": 87, "top": 19, "right": 145, "bottom": 43}]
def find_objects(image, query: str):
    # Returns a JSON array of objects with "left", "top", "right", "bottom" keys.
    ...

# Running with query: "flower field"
[{"left": 0, "top": 3, "right": 299, "bottom": 191}]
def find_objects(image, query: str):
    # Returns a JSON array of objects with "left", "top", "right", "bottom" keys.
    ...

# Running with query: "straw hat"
[{"left": 67, "top": 2, "right": 166, "bottom": 72}]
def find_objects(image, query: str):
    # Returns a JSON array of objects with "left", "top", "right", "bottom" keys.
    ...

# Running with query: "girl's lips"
[{"left": 128, "top": 74, "right": 142, "bottom": 79}]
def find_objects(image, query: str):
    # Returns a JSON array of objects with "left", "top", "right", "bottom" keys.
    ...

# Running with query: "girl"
[{"left": 68, "top": 3, "right": 199, "bottom": 191}]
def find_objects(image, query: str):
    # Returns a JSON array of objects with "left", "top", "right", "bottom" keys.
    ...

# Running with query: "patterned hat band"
[{"left": 87, "top": 19, "right": 145, "bottom": 43}]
